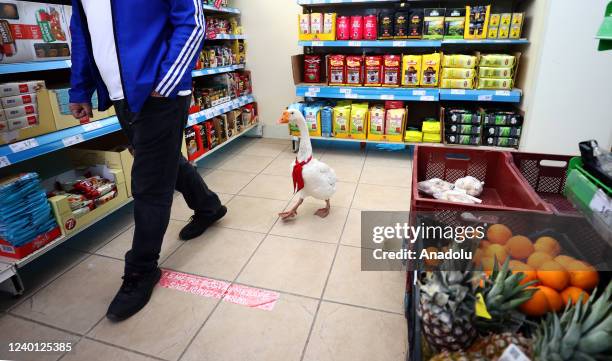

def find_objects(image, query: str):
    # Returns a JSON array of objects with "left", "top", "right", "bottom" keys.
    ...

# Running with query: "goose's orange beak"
[{"left": 278, "top": 111, "right": 290, "bottom": 124}]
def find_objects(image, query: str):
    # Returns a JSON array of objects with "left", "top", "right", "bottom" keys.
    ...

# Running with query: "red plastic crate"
[
  {"left": 411, "top": 146, "right": 551, "bottom": 213},
  {"left": 510, "top": 152, "right": 578, "bottom": 215}
]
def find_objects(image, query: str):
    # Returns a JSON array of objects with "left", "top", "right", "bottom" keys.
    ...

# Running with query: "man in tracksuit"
[{"left": 69, "top": 0, "right": 227, "bottom": 321}]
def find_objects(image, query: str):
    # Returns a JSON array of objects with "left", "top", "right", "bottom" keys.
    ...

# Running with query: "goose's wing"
[{"left": 302, "top": 159, "right": 337, "bottom": 192}]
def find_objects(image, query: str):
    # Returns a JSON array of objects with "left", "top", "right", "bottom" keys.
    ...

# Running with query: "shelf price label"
[
  {"left": 420, "top": 95, "right": 435, "bottom": 101},
  {"left": 307, "top": 87, "right": 320, "bottom": 93},
  {"left": 338, "top": 88, "right": 352, "bottom": 94},
  {"left": 478, "top": 94, "right": 493, "bottom": 101},
  {"left": 380, "top": 94, "right": 395, "bottom": 100},
  {"left": 392, "top": 41, "right": 407, "bottom": 47},
  {"left": 304, "top": 92, "right": 318, "bottom": 97},
  {"left": 311, "top": 41, "right": 324, "bottom": 46},
  {"left": 495, "top": 90, "right": 511, "bottom": 96},
  {"left": 9, "top": 138, "right": 39, "bottom": 153},
  {"left": 412, "top": 90, "right": 426, "bottom": 96},
  {"left": 450, "top": 89, "right": 466, "bottom": 95},
  {"left": 0, "top": 156, "right": 10, "bottom": 168},
  {"left": 345, "top": 93, "right": 359, "bottom": 99},
  {"left": 82, "top": 122, "right": 103, "bottom": 132},
  {"left": 348, "top": 41, "right": 362, "bottom": 47},
  {"left": 62, "top": 134, "right": 85, "bottom": 147}
]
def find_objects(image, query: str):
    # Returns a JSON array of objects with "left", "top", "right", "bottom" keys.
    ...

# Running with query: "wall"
[
  {"left": 520, "top": 0, "right": 612, "bottom": 155},
  {"left": 234, "top": 0, "right": 302, "bottom": 139}
]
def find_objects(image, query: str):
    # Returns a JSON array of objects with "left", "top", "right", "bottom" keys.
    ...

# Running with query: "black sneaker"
[
  {"left": 106, "top": 268, "right": 162, "bottom": 322},
  {"left": 179, "top": 206, "right": 227, "bottom": 240}
]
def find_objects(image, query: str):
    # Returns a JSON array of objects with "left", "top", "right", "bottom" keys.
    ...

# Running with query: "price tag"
[
  {"left": 9, "top": 138, "right": 39, "bottom": 153},
  {"left": 0, "top": 156, "right": 10, "bottom": 168},
  {"left": 450, "top": 89, "right": 466, "bottom": 95},
  {"left": 420, "top": 95, "right": 435, "bottom": 101},
  {"left": 392, "top": 41, "right": 407, "bottom": 47},
  {"left": 478, "top": 94, "right": 493, "bottom": 101},
  {"left": 187, "top": 117, "right": 197, "bottom": 126},
  {"left": 62, "top": 134, "right": 84, "bottom": 147},
  {"left": 82, "top": 122, "right": 103, "bottom": 132},
  {"left": 311, "top": 41, "right": 323, "bottom": 46},
  {"left": 339, "top": 88, "right": 352, "bottom": 94},
  {"left": 307, "top": 87, "right": 320, "bottom": 93},
  {"left": 412, "top": 90, "right": 426, "bottom": 96},
  {"left": 495, "top": 90, "right": 511, "bottom": 96},
  {"left": 380, "top": 94, "right": 395, "bottom": 100},
  {"left": 345, "top": 93, "right": 359, "bottom": 99},
  {"left": 348, "top": 41, "right": 362, "bottom": 47},
  {"left": 304, "top": 92, "right": 317, "bottom": 97}
]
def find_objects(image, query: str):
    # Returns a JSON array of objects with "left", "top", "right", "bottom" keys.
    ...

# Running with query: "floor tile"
[
  {"left": 359, "top": 164, "right": 412, "bottom": 188},
  {"left": 61, "top": 209, "right": 134, "bottom": 253},
  {"left": 195, "top": 151, "right": 236, "bottom": 169},
  {"left": 170, "top": 192, "right": 233, "bottom": 222},
  {"left": 162, "top": 227, "right": 264, "bottom": 281},
  {"left": 89, "top": 286, "right": 218, "bottom": 361},
  {"left": 321, "top": 152, "right": 366, "bottom": 166},
  {"left": 299, "top": 181, "right": 356, "bottom": 209},
  {"left": 270, "top": 203, "right": 349, "bottom": 244},
  {"left": 256, "top": 137, "right": 292, "bottom": 145},
  {"left": 203, "top": 169, "right": 257, "bottom": 194},
  {"left": 218, "top": 154, "right": 275, "bottom": 173},
  {"left": 320, "top": 159, "right": 363, "bottom": 183},
  {"left": 0, "top": 314, "right": 79, "bottom": 361},
  {"left": 365, "top": 150, "right": 413, "bottom": 168},
  {"left": 241, "top": 142, "right": 288, "bottom": 157},
  {"left": 351, "top": 183, "right": 411, "bottom": 211},
  {"left": 262, "top": 156, "right": 294, "bottom": 176},
  {"left": 239, "top": 174, "right": 295, "bottom": 201},
  {"left": 181, "top": 294, "right": 317, "bottom": 361},
  {"left": 12, "top": 255, "right": 123, "bottom": 334},
  {"left": 62, "top": 339, "right": 157, "bottom": 361},
  {"left": 237, "top": 235, "right": 336, "bottom": 298},
  {"left": 96, "top": 220, "right": 186, "bottom": 263},
  {"left": 302, "top": 302, "right": 407, "bottom": 361},
  {"left": 217, "top": 196, "right": 287, "bottom": 233},
  {"left": 324, "top": 246, "right": 405, "bottom": 313},
  {"left": 340, "top": 209, "right": 362, "bottom": 247}
]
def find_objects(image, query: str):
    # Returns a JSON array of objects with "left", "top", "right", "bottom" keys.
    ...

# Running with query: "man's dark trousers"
[{"left": 113, "top": 95, "right": 222, "bottom": 274}]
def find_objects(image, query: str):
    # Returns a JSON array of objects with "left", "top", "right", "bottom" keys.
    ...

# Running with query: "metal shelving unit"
[
  {"left": 187, "top": 94, "right": 256, "bottom": 127},
  {"left": 299, "top": 39, "right": 529, "bottom": 47}
]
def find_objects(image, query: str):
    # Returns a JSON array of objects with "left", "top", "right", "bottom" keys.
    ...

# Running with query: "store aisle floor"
[{"left": 0, "top": 137, "right": 412, "bottom": 361}]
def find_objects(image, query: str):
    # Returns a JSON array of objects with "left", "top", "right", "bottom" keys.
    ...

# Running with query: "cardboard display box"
[{"left": 37, "top": 88, "right": 115, "bottom": 131}]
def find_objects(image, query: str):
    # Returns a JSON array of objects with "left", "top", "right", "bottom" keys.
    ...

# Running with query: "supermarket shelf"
[
  {"left": 298, "top": 0, "right": 396, "bottom": 4},
  {"left": 296, "top": 85, "right": 438, "bottom": 101},
  {"left": 207, "top": 34, "right": 246, "bottom": 40},
  {"left": 0, "top": 116, "right": 121, "bottom": 169},
  {"left": 192, "top": 64, "right": 245, "bottom": 77},
  {"left": 201, "top": 4, "right": 240, "bottom": 13},
  {"left": 0, "top": 60, "right": 71, "bottom": 75},
  {"left": 187, "top": 94, "right": 255, "bottom": 127},
  {"left": 299, "top": 39, "right": 528, "bottom": 47},
  {"left": 439, "top": 88, "right": 522, "bottom": 102},
  {"left": 192, "top": 122, "right": 259, "bottom": 163},
  {"left": 0, "top": 261, "right": 16, "bottom": 284}
]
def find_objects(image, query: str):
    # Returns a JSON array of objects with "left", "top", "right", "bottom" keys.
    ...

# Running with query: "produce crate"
[
  {"left": 510, "top": 152, "right": 578, "bottom": 215},
  {"left": 411, "top": 146, "right": 551, "bottom": 213}
]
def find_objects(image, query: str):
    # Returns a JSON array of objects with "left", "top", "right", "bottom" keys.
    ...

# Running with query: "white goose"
[{"left": 278, "top": 109, "right": 337, "bottom": 220}]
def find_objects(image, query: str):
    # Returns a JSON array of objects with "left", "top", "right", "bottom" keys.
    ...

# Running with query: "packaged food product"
[
  {"left": 328, "top": 55, "right": 346, "bottom": 86},
  {"left": 441, "top": 68, "right": 476, "bottom": 79},
  {"left": 417, "top": 178, "right": 454, "bottom": 196},
  {"left": 336, "top": 16, "right": 350, "bottom": 40},
  {"left": 483, "top": 111, "right": 523, "bottom": 126},
  {"left": 382, "top": 55, "right": 401, "bottom": 87},
  {"left": 385, "top": 108, "right": 405, "bottom": 136},
  {"left": 500, "top": 13, "right": 512, "bottom": 27},
  {"left": 385, "top": 100, "right": 404, "bottom": 110},
  {"left": 364, "top": 56, "right": 382, "bottom": 86},
  {"left": 477, "top": 78, "right": 513, "bottom": 90},
  {"left": 446, "top": 134, "right": 481, "bottom": 145},
  {"left": 311, "top": 13, "right": 323, "bottom": 34},
  {"left": 7, "top": 114, "right": 38, "bottom": 130},
  {"left": 0, "top": 81, "right": 43, "bottom": 97},
  {"left": 304, "top": 55, "right": 322, "bottom": 83},
  {"left": 2, "top": 104, "right": 36, "bottom": 120},
  {"left": 394, "top": 11, "right": 409, "bottom": 38},
  {"left": 321, "top": 106, "right": 333, "bottom": 137},
  {"left": 440, "top": 78, "right": 474, "bottom": 89},
  {"left": 484, "top": 126, "right": 521, "bottom": 137},
  {"left": 407, "top": 9, "right": 424, "bottom": 39},
  {"left": 510, "top": 24, "right": 522, "bottom": 39},
  {"left": 185, "top": 126, "right": 202, "bottom": 161},
  {"left": 73, "top": 206, "right": 92, "bottom": 218},
  {"left": 350, "top": 16, "right": 363, "bottom": 40},
  {"left": 95, "top": 190, "right": 117, "bottom": 207},
  {"left": 332, "top": 104, "right": 351, "bottom": 137},
  {"left": 304, "top": 104, "right": 322, "bottom": 136},
  {"left": 0, "top": 93, "right": 37, "bottom": 109},
  {"left": 368, "top": 105, "right": 385, "bottom": 135},
  {"left": 489, "top": 14, "right": 501, "bottom": 27},
  {"left": 405, "top": 129, "right": 423, "bottom": 142},
  {"left": 487, "top": 27, "right": 499, "bottom": 39},
  {"left": 420, "top": 53, "right": 440, "bottom": 87},
  {"left": 363, "top": 15, "right": 377, "bottom": 40},
  {"left": 378, "top": 10, "right": 394, "bottom": 39},
  {"left": 402, "top": 55, "right": 421, "bottom": 86},
  {"left": 350, "top": 103, "right": 368, "bottom": 138},
  {"left": 0, "top": 120, "right": 7, "bottom": 132},
  {"left": 423, "top": 8, "right": 445, "bottom": 39},
  {"left": 444, "top": 8, "right": 465, "bottom": 39},
  {"left": 299, "top": 14, "right": 310, "bottom": 35},
  {"left": 478, "top": 67, "right": 513, "bottom": 79},
  {"left": 422, "top": 119, "right": 441, "bottom": 134},
  {"left": 445, "top": 124, "right": 481, "bottom": 135},
  {"left": 484, "top": 136, "right": 520, "bottom": 148},
  {"left": 445, "top": 108, "right": 481, "bottom": 124},
  {"left": 498, "top": 26, "right": 510, "bottom": 39},
  {"left": 511, "top": 13, "right": 524, "bottom": 26},
  {"left": 423, "top": 132, "right": 441, "bottom": 143},
  {"left": 346, "top": 56, "right": 364, "bottom": 86},
  {"left": 442, "top": 54, "right": 477, "bottom": 69},
  {"left": 465, "top": 5, "right": 490, "bottom": 39},
  {"left": 323, "top": 13, "right": 335, "bottom": 34},
  {"left": 479, "top": 54, "right": 516, "bottom": 67},
  {"left": 73, "top": 176, "right": 114, "bottom": 200},
  {"left": 66, "top": 193, "right": 93, "bottom": 211}
]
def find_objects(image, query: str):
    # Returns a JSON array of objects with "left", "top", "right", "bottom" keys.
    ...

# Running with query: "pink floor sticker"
[{"left": 159, "top": 270, "right": 280, "bottom": 311}]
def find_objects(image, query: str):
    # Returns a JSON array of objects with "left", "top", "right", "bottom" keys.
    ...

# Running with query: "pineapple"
[
  {"left": 475, "top": 258, "right": 537, "bottom": 334},
  {"left": 429, "top": 332, "right": 532, "bottom": 361},
  {"left": 533, "top": 281, "right": 612, "bottom": 360}
]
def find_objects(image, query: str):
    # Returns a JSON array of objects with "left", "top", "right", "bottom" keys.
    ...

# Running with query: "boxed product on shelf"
[
  {"left": 464, "top": 5, "right": 490, "bottom": 39},
  {"left": 378, "top": 10, "right": 394, "bottom": 40},
  {"left": 328, "top": 54, "right": 346, "bottom": 86},
  {"left": 206, "top": 16, "right": 240, "bottom": 38},
  {"left": 2, "top": 104, "right": 37, "bottom": 120},
  {"left": 445, "top": 134, "right": 481, "bottom": 145},
  {"left": 423, "top": 8, "right": 445, "bottom": 40},
  {"left": 196, "top": 44, "right": 241, "bottom": 69},
  {"left": 478, "top": 66, "right": 514, "bottom": 78},
  {"left": 445, "top": 123, "right": 481, "bottom": 135},
  {"left": 476, "top": 53, "right": 521, "bottom": 90},
  {"left": 484, "top": 136, "right": 520, "bottom": 148},
  {"left": 422, "top": 118, "right": 441, "bottom": 143},
  {"left": 441, "top": 68, "right": 476, "bottom": 79},
  {"left": 487, "top": 13, "right": 501, "bottom": 38},
  {"left": 346, "top": 56, "right": 364, "bottom": 86},
  {"left": 498, "top": 13, "right": 512, "bottom": 38},
  {"left": 299, "top": 14, "right": 310, "bottom": 37},
  {"left": 44, "top": 163, "right": 128, "bottom": 236},
  {"left": 483, "top": 109, "right": 523, "bottom": 126},
  {"left": 479, "top": 53, "right": 517, "bottom": 67},
  {"left": 407, "top": 9, "right": 424, "bottom": 39},
  {"left": 0, "top": 1, "right": 72, "bottom": 64},
  {"left": 382, "top": 55, "right": 401, "bottom": 87},
  {"left": 1, "top": 93, "right": 38, "bottom": 109},
  {"left": 364, "top": 56, "right": 383, "bottom": 86},
  {"left": 440, "top": 54, "right": 477, "bottom": 86},
  {"left": 298, "top": 12, "right": 335, "bottom": 41},
  {"left": 185, "top": 124, "right": 204, "bottom": 161},
  {"left": 206, "top": 121, "right": 218, "bottom": 149},
  {"left": 444, "top": 8, "right": 465, "bottom": 39},
  {"left": 401, "top": 55, "right": 421, "bottom": 87},
  {"left": 510, "top": 13, "right": 524, "bottom": 39},
  {"left": 5, "top": 113, "right": 38, "bottom": 131},
  {"left": 420, "top": 53, "right": 441, "bottom": 87},
  {"left": 0, "top": 81, "right": 44, "bottom": 98},
  {"left": 0, "top": 173, "right": 61, "bottom": 259},
  {"left": 405, "top": 128, "right": 423, "bottom": 143},
  {"left": 423, "top": 132, "right": 441, "bottom": 143},
  {"left": 484, "top": 125, "right": 522, "bottom": 137},
  {"left": 444, "top": 107, "right": 482, "bottom": 125},
  {"left": 227, "top": 109, "right": 243, "bottom": 133},
  {"left": 37, "top": 87, "right": 114, "bottom": 131}
]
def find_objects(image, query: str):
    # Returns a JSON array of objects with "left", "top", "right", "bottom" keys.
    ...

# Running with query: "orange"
[
  {"left": 505, "top": 235, "right": 535, "bottom": 260},
  {"left": 487, "top": 224, "right": 512, "bottom": 245},
  {"left": 519, "top": 286, "right": 550, "bottom": 317},
  {"left": 554, "top": 255, "right": 576, "bottom": 266},
  {"left": 527, "top": 252, "right": 554, "bottom": 269},
  {"left": 479, "top": 240, "right": 491, "bottom": 249},
  {"left": 537, "top": 261, "right": 570, "bottom": 291},
  {"left": 561, "top": 287, "right": 590, "bottom": 306},
  {"left": 509, "top": 260, "right": 538, "bottom": 286},
  {"left": 540, "top": 286, "right": 563, "bottom": 312},
  {"left": 485, "top": 244, "right": 508, "bottom": 263},
  {"left": 534, "top": 236, "right": 561, "bottom": 257},
  {"left": 565, "top": 261, "right": 599, "bottom": 291}
]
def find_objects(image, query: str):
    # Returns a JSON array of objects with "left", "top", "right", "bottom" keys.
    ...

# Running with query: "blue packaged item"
[{"left": 321, "top": 106, "right": 333, "bottom": 137}]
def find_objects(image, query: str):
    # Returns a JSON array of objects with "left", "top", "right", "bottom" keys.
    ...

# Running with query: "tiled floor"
[{"left": 0, "top": 137, "right": 411, "bottom": 361}]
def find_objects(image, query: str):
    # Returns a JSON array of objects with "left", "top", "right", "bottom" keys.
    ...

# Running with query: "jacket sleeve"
[
  {"left": 68, "top": 0, "right": 96, "bottom": 104},
  {"left": 154, "top": 0, "right": 205, "bottom": 97}
]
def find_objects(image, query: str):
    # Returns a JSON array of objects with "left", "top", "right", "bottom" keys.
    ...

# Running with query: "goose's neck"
[{"left": 295, "top": 115, "right": 312, "bottom": 162}]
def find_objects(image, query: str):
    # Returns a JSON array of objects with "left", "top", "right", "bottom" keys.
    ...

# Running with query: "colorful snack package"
[
  {"left": 479, "top": 54, "right": 516, "bottom": 67},
  {"left": 336, "top": 16, "right": 350, "bottom": 40},
  {"left": 402, "top": 55, "right": 422, "bottom": 87},
  {"left": 378, "top": 10, "right": 394, "bottom": 39},
  {"left": 441, "top": 54, "right": 477, "bottom": 68},
  {"left": 364, "top": 56, "right": 382, "bottom": 86},
  {"left": 363, "top": 15, "right": 377, "bottom": 40},
  {"left": 328, "top": 55, "right": 346, "bottom": 85},
  {"left": 477, "top": 78, "right": 513, "bottom": 90},
  {"left": 311, "top": 13, "right": 323, "bottom": 34},
  {"left": 405, "top": 129, "right": 423, "bottom": 142},
  {"left": 323, "top": 13, "right": 335, "bottom": 34},
  {"left": 304, "top": 104, "right": 322, "bottom": 136},
  {"left": 346, "top": 56, "right": 364, "bottom": 86},
  {"left": 350, "top": 16, "right": 363, "bottom": 40},
  {"left": 441, "top": 68, "right": 476, "bottom": 79},
  {"left": 95, "top": 190, "right": 117, "bottom": 207},
  {"left": 385, "top": 108, "right": 405, "bottom": 136},
  {"left": 444, "top": 8, "right": 465, "bottom": 39},
  {"left": 423, "top": 8, "right": 445, "bottom": 40},
  {"left": 420, "top": 53, "right": 441, "bottom": 87},
  {"left": 382, "top": 55, "right": 401, "bottom": 87},
  {"left": 303, "top": 55, "right": 322, "bottom": 83},
  {"left": 368, "top": 105, "right": 385, "bottom": 135},
  {"left": 299, "top": 14, "right": 310, "bottom": 35},
  {"left": 350, "top": 103, "right": 368, "bottom": 138},
  {"left": 321, "top": 106, "right": 333, "bottom": 137},
  {"left": 423, "top": 132, "right": 441, "bottom": 143},
  {"left": 332, "top": 104, "right": 351, "bottom": 137},
  {"left": 440, "top": 78, "right": 474, "bottom": 89},
  {"left": 478, "top": 67, "right": 513, "bottom": 78}
]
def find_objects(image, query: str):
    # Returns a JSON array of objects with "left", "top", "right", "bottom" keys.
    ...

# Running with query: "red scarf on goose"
[{"left": 292, "top": 156, "right": 312, "bottom": 193}]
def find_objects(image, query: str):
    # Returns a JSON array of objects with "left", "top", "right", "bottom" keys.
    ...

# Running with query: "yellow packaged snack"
[
  {"left": 303, "top": 104, "right": 322, "bottom": 136},
  {"left": 488, "top": 27, "right": 499, "bottom": 39},
  {"left": 402, "top": 55, "right": 422, "bottom": 87},
  {"left": 478, "top": 67, "right": 513, "bottom": 79},
  {"left": 423, "top": 132, "right": 442, "bottom": 143},
  {"left": 510, "top": 24, "right": 522, "bottom": 39},
  {"left": 477, "top": 78, "right": 514, "bottom": 90},
  {"left": 442, "top": 54, "right": 477, "bottom": 69},
  {"left": 500, "top": 13, "right": 512, "bottom": 26},
  {"left": 440, "top": 78, "right": 475, "bottom": 89},
  {"left": 368, "top": 105, "right": 385, "bottom": 135},
  {"left": 441, "top": 68, "right": 476, "bottom": 79},
  {"left": 479, "top": 54, "right": 516, "bottom": 67},
  {"left": 332, "top": 104, "right": 351, "bottom": 138},
  {"left": 421, "top": 53, "right": 441, "bottom": 87},
  {"left": 489, "top": 14, "right": 501, "bottom": 27},
  {"left": 405, "top": 129, "right": 423, "bottom": 143},
  {"left": 385, "top": 108, "right": 406, "bottom": 137},
  {"left": 349, "top": 103, "right": 368, "bottom": 139},
  {"left": 422, "top": 119, "right": 441, "bottom": 134}
]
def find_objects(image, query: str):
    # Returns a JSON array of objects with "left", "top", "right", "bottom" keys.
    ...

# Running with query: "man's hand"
[
  {"left": 150, "top": 91, "right": 165, "bottom": 98},
  {"left": 69, "top": 103, "right": 93, "bottom": 121}
]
